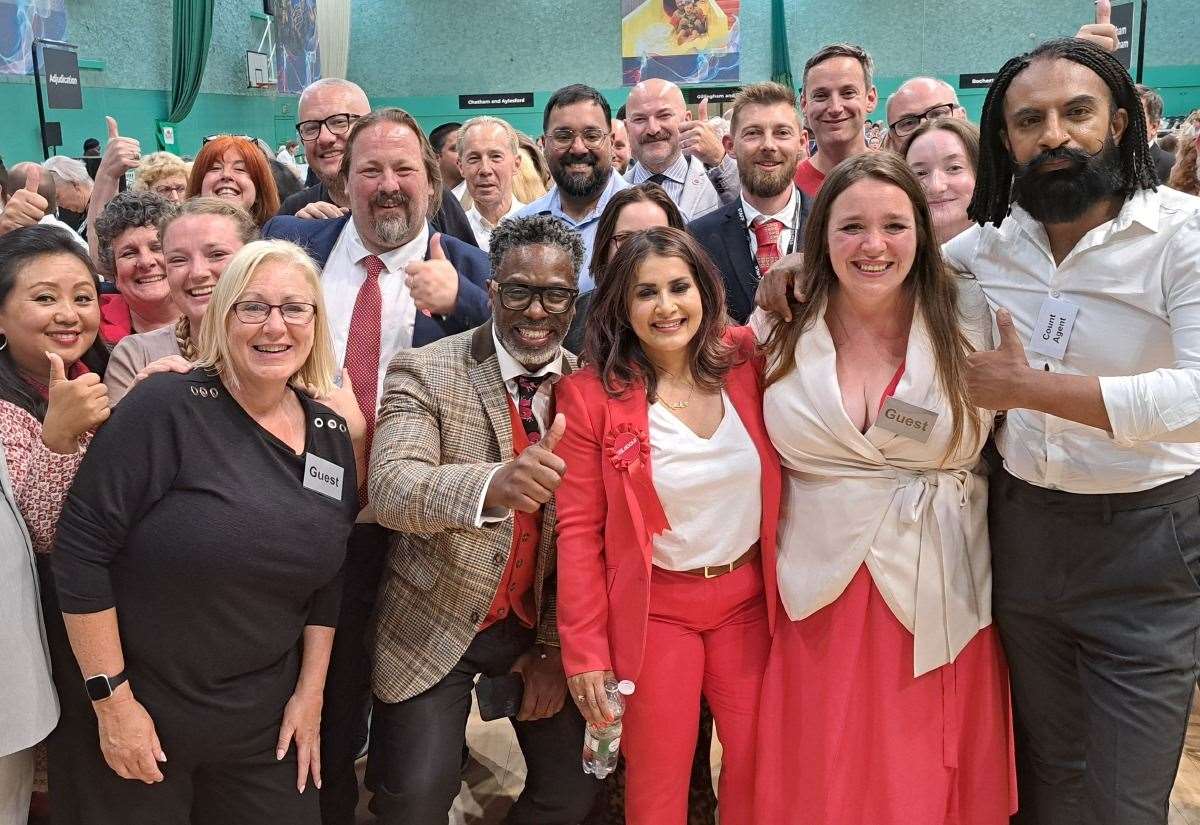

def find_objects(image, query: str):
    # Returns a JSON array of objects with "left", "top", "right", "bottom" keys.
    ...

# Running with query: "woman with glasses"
[
  {"left": 186, "top": 136, "right": 281, "bottom": 228},
  {"left": 133, "top": 153, "right": 190, "bottom": 205},
  {"left": 104, "top": 199, "right": 259, "bottom": 404},
  {"left": 555, "top": 227, "right": 780, "bottom": 825},
  {"left": 50, "top": 240, "right": 365, "bottom": 825}
]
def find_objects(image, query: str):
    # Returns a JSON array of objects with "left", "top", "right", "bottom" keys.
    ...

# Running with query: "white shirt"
[
  {"left": 648, "top": 394, "right": 762, "bottom": 570},
  {"left": 38, "top": 214, "right": 88, "bottom": 251},
  {"left": 741, "top": 186, "right": 801, "bottom": 265},
  {"left": 322, "top": 218, "right": 423, "bottom": 411},
  {"left": 465, "top": 197, "right": 524, "bottom": 252},
  {"left": 944, "top": 186, "right": 1200, "bottom": 494},
  {"left": 452, "top": 180, "right": 468, "bottom": 203},
  {"left": 474, "top": 326, "right": 566, "bottom": 525}
]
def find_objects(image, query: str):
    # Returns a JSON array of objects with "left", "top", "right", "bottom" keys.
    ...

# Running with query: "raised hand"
[
  {"left": 0, "top": 164, "right": 49, "bottom": 235},
  {"left": 97, "top": 116, "right": 142, "bottom": 185},
  {"left": 405, "top": 232, "right": 460, "bottom": 317},
  {"left": 965, "top": 309, "right": 1031, "bottom": 411},
  {"left": 679, "top": 97, "right": 727, "bottom": 167},
  {"left": 483, "top": 413, "right": 568, "bottom": 513},
  {"left": 1075, "top": 0, "right": 1119, "bottom": 52},
  {"left": 42, "top": 352, "right": 110, "bottom": 453}
]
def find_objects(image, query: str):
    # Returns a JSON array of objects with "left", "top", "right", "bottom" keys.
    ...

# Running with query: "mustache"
[
  {"left": 561, "top": 152, "right": 597, "bottom": 167},
  {"left": 372, "top": 192, "right": 410, "bottom": 208},
  {"left": 1014, "top": 145, "right": 1098, "bottom": 177}
]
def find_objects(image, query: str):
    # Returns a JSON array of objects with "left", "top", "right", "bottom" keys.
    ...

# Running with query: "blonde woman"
[
  {"left": 1167, "top": 110, "right": 1200, "bottom": 196},
  {"left": 133, "top": 152, "right": 190, "bottom": 204},
  {"left": 51, "top": 240, "right": 364, "bottom": 824},
  {"left": 513, "top": 131, "right": 551, "bottom": 204},
  {"left": 104, "top": 198, "right": 259, "bottom": 404}
]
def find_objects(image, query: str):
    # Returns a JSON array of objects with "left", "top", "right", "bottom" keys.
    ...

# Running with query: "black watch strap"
[{"left": 84, "top": 670, "right": 128, "bottom": 702}]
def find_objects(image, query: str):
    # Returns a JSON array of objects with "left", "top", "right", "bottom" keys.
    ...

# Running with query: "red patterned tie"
[
  {"left": 752, "top": 217, "right": 785, "bottom": 276},
  {"left": 515, "top": 375, "right": 549, "bottom": 445},
  {"left": 345, "top": 254, "right": 384, "bottom": 506}
]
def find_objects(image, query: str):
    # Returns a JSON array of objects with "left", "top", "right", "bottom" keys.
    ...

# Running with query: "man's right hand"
[
  {"left": 294, "top": 201, "right": 350, "bottom": 220},
  {"left": 1075, "top": 1, "right": 1119, "bottom": 52},
  {"left": 483, "top": 413, "right": 568, "bottom": 513},
  {"left": 754, "top": 252, "right": 808, "bottom": 321},
  {"left": 0, "top": 165, "right": 48, "bottom": 236},
  {"left": 96, "top": 117, "right": 141, "bottom": 185}
]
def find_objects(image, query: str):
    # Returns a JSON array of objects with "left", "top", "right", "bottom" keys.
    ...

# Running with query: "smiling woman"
[{"left": 186, "top": 136, "right": 281, "bottom": 228}]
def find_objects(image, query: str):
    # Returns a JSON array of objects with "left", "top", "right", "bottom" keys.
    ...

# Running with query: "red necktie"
[
  {"left": 752, "top": 216, "right": 785, "bottom": 276},
  {"left": 515, "top": 375, "right": 549, "bottom": 444},
  {"left": 344, "top": 254, "right": 384, "bottom": 506}
]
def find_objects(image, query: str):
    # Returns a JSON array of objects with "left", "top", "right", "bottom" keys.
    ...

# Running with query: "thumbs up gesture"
[
  {"left": 41, "top": 352, "right": 111, "bottom": 454},
  {"left": 0, "top": 164, "right": 50, "bottom": 235},
  {"left": 965, "top": 309, "right": 1032, "bottom": 411},
  {"left": 405, "top": 232, "right": 460, "bottom": 317},
  {"left": 483, "top": 413, "right": 569, "bottom": 513},
  {"left": 679, "top": 96, "right": 727, "bottom": 167},
  {"left": 96, "top": 116, "right": 142, "bottom": 185},
  {"left": 1075, "top": 0, "right": 1119, "bottom": 52}
]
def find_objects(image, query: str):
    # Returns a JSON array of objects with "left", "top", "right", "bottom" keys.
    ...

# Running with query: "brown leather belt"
[{"left": 677, "top": 545, "right": 759, "bottom": 579}]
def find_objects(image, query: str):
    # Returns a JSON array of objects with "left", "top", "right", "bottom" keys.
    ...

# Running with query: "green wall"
[{"left": 2, "top": 0, "right": 1197, "bottom": 166}]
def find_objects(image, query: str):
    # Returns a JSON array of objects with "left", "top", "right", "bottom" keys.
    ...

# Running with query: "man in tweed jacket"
[{"left": 367, "top": 215, "right": 599, "bottom": 824}]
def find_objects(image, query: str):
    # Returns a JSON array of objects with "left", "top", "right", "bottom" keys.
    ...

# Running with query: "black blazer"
[
  {"left": 261, "top": 214, "right": 492, "bottom": 347},
  {"left": 1151, "top": 142, "right": 1177, "bottom": 185},
  {"left": 687, "top": 189, "right": 813, "bottom": 324}
]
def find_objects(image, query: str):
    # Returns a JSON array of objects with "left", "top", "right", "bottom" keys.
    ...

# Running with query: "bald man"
[
  {"left": 884, "top": 76, "right": 966, "bottom": 152},
  {"left": 624, "top": 78, "right": 722, "bottom": 220}
]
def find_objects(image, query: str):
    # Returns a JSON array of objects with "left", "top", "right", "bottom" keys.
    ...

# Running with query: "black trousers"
[
  {"left": 990, "top": 470, "right": 1200, "bottom": 825},
  {"left": 318, "top": 522, "right": 389, "bottom": 825},
  {"left": 371, "top": 616, "right": 601, "bottom": 825}
]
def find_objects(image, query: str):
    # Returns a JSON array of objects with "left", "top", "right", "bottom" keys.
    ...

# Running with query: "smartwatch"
[{"left": 84, "top": 670, "right": 128, "bottom": 702}]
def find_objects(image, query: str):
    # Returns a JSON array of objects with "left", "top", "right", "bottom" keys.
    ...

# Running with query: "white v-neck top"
[{"left": 647, "top": 391, "right": 762, "bottom": 571}]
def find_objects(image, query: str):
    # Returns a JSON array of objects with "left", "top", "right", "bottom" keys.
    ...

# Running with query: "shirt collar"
[
  {"left": 1007, "top": 187, "right": 1161, "bottom": 250},
  {"left": 467, "top": 197, "right": 525, "bottom": 231},
  {"left": 344, "top": 217, "right": 430, "bottom": 273},
  {"left": 631, "top": 152, "right": 689, "bottom": 186},
  {"left": 491, "top": 324, "right": 564, "bottom": 386},
  {"left": 741, "top": 185, "right": 800, "bottom": 229},
  {"left": 546, "top": 169, "right": 625, "bottom": 228}
]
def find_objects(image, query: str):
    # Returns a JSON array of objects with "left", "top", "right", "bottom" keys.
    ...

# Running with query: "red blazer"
[{"left": 554, "top": 325, "right": 782, "bottom": 682}]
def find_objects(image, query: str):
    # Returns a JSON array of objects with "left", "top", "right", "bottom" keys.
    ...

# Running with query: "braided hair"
[{"left": 968, "top": 37, "right": 1158, "bottom": 227}]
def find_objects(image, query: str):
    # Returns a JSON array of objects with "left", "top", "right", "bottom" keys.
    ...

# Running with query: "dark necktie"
[
  {"left": 515, "top": 375, "right": 549, "bottom": 444},
  {"left": 647, "top": 173, "right": 667, "bottom": 186}
]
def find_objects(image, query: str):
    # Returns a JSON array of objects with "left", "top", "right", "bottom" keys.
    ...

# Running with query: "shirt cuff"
[
  {"left": 474, "top": 465, "right": 510, "bottom": 526},
  {"left": 1098, "top": 372, "right": 1200, "bottom": 446}
]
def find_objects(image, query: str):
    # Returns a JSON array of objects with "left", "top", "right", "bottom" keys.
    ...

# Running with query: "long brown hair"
[
  {"left": 589, "top": 182, "right": 685, "bottom": 282},
  {"left": 186, "top": 136, "right": 281, "bottom": 227},
  {"left": 762, "top": 152, "right": 981, "bottom": 459},
  {"left": 584, "top": 227, "right": 732, "bottom": 401}
]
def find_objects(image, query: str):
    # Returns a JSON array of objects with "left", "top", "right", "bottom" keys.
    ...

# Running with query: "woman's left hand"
[
  {"left": 277, "top": 689, "right": 323, "bottom": 793},
  {"left": 307, "top": 369, "right": 366, "bottom": 447}
]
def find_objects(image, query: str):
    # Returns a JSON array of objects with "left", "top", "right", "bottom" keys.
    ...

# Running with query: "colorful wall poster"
[
  {"left": 275, "top": 0, "right": 320, "bottom": 94},
  {"left": 0, "top": 0, "right": 68, "bottom": 75},
  {"left": 622, "top": 0, "right": 740, "bottom": 86}
]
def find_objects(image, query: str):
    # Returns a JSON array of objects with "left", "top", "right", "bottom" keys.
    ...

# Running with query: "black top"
[
  {"left": 279, "top": 181, "right": 480, "bottom": 249},
  {"left": 53, "top": 369, "right": 358, "bottom": 746}
]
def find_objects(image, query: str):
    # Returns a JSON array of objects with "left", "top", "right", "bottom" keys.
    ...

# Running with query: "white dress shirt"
[
  {"left": 757, "top": 285, "right": 995, "bottom": 676},
  {"left": 741, "top": 186, "right": 801, "bottom": 263},
  {"left": 944, "top": 186, "right": 1200, "bottom": 494},
  {"left": 322, "top": 219, "right": 424, "bottom": 412},
  {"left": 474, "top": 325, "right": 566, "bottom": 525},
  {"left": 465, "top": 197, "right": 524, "bottom": 252},
  {"left": 647, "top": 394, "right": 762, "bottom": 570}
]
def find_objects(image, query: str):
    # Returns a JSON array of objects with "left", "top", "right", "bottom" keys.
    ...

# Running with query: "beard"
[
  {"left": 1011, "top": 137, "right": 1124, "bottom": 224},
  {"left": 497, "top": 317, "right": 569, "bottom": 370},
  {"left": 551, "top": 150, "right": 610, "bottom": 199},
  {"left": 370, "top": 191, "right": 417, "bottom": 246},
  {"left": 740, "top": 151, "right": 799, "bottom": 200}
]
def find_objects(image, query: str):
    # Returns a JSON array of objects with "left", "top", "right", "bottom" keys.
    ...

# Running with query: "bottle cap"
[{"left": 617, "top": 679, "right": 635, "bottom": 695}]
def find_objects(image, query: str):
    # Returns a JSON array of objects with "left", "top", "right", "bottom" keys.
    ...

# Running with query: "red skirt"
[{"left": 754, "top": 565, "right": 1018, "bottom": 825}]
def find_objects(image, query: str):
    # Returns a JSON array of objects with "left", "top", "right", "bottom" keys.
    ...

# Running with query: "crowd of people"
[{"left": 1, "top": 9, "right": 1200, "bottom": 825}]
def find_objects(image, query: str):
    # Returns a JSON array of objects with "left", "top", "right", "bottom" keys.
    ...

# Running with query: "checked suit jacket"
[{"left": 369, "top": 321, "right": 576, "bottom": 704}]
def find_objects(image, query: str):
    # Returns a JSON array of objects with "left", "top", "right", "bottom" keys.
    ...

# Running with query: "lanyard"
[{"left": 738, "top": 193, "right": 803, "bottom": 281}]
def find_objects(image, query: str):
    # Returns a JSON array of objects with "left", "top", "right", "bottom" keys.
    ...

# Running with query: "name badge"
[
  {"left": 874, "top": 397, "right": 939, "bottom": 444},
  {"left": 1028, "top": 296, "right": 1079, "bottom": 360},
  {"left": 303, "top": 452, "right": 344, "bottom": 501}
]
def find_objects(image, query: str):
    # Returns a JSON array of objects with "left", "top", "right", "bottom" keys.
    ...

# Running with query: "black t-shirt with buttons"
[{"left": 54, "top": 369, "right": 358, "bottom": 753}]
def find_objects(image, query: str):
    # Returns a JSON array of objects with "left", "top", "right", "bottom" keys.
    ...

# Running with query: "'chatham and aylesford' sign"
[
  {"left": 459, "top": 92, "right": 534, "bottom": 109},
  {"left": 43, "top": 46, "right": 82, "bottom": 110}
]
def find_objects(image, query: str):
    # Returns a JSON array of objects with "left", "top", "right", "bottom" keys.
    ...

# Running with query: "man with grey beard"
[
  {"left": 687, "top": 81, "right": 813, "bottom": 323},
  {"left": 262, "top": 107, "right": 490, "bottom": 825}
]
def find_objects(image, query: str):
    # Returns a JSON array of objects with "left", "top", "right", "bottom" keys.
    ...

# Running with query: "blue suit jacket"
[{"left": 262, "top": 215, "right": 491, "bottom": 347}]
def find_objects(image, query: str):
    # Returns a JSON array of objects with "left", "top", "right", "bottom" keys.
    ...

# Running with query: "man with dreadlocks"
[{"left": 947, "top": 37, "right": 1200, "bottom": 825}]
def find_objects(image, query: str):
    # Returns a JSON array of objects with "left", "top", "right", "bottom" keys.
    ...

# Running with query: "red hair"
[{"left": 186, "top": 136, "right": 280, "bottom": 227}]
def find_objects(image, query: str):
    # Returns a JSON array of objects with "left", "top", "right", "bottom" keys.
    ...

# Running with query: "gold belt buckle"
[{"left": 703, "top": 562, "right": 734, "bottom": 579}]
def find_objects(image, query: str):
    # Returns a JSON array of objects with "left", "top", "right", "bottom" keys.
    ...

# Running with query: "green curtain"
[
  {"left": 167, "top": 0, "right": 215, "bottom": 124},
  {"left": 770, "top": 0, "right": 794, "bottom": 91}
]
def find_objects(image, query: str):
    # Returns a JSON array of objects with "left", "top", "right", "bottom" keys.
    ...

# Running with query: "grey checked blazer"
[{"left": 368, "top": 321, "right": 576, "bottom": 704}]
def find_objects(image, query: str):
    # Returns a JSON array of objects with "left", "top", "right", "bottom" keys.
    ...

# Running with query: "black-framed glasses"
[
  {"left": 544, "top": 128, "right": 610, "bottom": 150},
  {"left": 493, "top": 283, "right": 579, "bottom": 314},
  {"left": 203, "top": 133, "right": 255, "bottom": 144},
  {"left": 296, "top": 113, "right": 361, "bottom": 142},
  {"left": 889, "top": 104, "right": 960, "bottom": 137},
  {"left": 232, "top": 301, "right": 317, "bottom": 325}
]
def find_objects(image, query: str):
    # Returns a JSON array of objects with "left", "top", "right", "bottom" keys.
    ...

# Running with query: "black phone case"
[{"left": 475, "top": 673, "right": 524, "bottom": 721}]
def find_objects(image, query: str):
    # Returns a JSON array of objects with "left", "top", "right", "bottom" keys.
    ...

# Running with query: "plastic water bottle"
[{"left": 581, "top": 678, "right": 635, "bottom": 779}]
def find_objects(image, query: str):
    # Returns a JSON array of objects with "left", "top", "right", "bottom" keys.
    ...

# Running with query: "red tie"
[
  {"left": 752, "top": 217, "right": 785, "bottom": 276},
  {"left": 345, "top": 254, "right": 384, "bottom": 506}
]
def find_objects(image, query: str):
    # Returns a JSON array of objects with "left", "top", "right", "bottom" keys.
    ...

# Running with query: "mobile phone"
[{"left": 475, "top": 673, "right": 524, "bottom": 721}]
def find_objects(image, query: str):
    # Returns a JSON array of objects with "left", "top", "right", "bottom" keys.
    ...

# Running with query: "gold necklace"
[{"left": 658, "top": 374, "right": 695, "bottom": 410}]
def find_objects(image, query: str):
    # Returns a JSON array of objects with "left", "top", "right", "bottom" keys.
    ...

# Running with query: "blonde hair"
[
  {"left": 194, "top": 240, "right": 337, "bottom": 396},
  {"left": 1167, "top": 110, "right": 1200, "bottom": 196},
  {"left": 513, "top": 133, "right": 550, "bottom": 204},
  {"left": 134, "top": 152, "right": 189, "bottom": 192}
]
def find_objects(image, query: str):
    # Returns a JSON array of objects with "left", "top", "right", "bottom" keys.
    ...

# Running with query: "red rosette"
[
  {"left": 604, "top": 423, "right": 649, "bottom": 471},
  {"left": 603, "top": 423, "right": 670, "bottom": 539}
]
